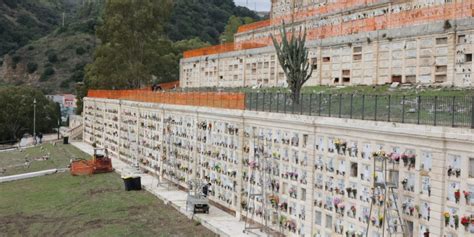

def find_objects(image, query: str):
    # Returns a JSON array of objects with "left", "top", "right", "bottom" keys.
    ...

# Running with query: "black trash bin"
[
  {"left": 63, "top": 136, "right": 69, "bottom": 145},
  {"left": 122, "top": 176, "right": 141, "bottom": 191},
  {"left": 131, "top": 176, "right": 141, "bottom": 190}
]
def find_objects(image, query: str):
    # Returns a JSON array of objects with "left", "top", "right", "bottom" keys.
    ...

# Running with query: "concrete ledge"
[{"left": 0, "top": 168, "right": 69, "bottom": 183}]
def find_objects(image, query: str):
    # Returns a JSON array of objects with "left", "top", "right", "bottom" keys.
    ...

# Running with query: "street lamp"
[
  {"left": 56, "top": 102, "right": 61, "bottom": 140},
  {"left": 33, "top": 98, "right": 36, "bottom": 145}
]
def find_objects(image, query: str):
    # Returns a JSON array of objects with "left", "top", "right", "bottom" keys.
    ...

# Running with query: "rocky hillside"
[
  {"left": 0, "top": 0, "right": 103, "bottom": 94},
  {"left": 0, "top": 0, "right": 71, "bottom": 55},
  {"left": 0, "top": 33, "right": 97, "bottom": 93}
]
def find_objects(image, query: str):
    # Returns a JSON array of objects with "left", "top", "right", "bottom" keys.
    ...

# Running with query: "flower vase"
[
  {"left": 464, "top": 191, "right": 470, "bottom": 204},
  {"left": 453, "top": 215, "right": 459, "bottom": 229},
  {"left": 455, "top": 191, "right": 461, "bottom": 203},
  {"left": 402, "top": 155, "right": 408, "bottom": 166}
]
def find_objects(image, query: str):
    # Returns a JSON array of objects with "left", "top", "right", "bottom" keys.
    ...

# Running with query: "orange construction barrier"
[
  {"left": 183, "top": 42, "right": 268, "bottom": 58},
  {"left": 87, "top": 90, "right": 246, "bottom": 110},
  {"left": 183, "top": 43, "right": 236, "bottom": 58},
  {"left": 237, "top": 19, "right": 271, "bottom": 33}
]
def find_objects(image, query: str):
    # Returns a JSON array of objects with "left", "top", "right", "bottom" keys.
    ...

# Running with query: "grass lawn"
[
  {"left": 187, "top": 85, "right": 474, "bottom": 96},
  {"left": 0, "top": 172, "right": 214, "bottom": 237},
  {"left": 0, "top": 143, "right": 88, "bottom": 176}
]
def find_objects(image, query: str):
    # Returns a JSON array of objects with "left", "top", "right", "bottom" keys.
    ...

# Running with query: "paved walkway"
[{"left": 71, "top": 142, "right": 263, "bottom": 237}]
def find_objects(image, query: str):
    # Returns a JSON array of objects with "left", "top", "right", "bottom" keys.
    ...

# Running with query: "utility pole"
[
  {"left": 57, "top": 102, "right": 61, "bottom": 140},
  {"left": 33, "top": 98, "right": 36, "bottom": 145},
  {"left": 62, "top": 12, "right": 65, "bottom": 27}
]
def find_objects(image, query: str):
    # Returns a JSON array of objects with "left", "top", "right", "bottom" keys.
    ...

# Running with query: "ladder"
[
  {"left": 244, "top": 131, "right": 266, "bottom": 234},
  {"left": 127, "top": 123, "right": 139, "bottom": 170},
  {"left": 152, "top": 115, "right": 170, "bottom": 190},
  {"left": 243, "top": 130, "right": 283, "bottom": 236},
  {"left": 159, "top": 117, "right": 179, "bottom": 190},
  {"left": 366, "top": 152, "right": 409, "bottom": 237}
]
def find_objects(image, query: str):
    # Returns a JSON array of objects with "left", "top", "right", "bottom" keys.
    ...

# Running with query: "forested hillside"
[
  {"left": 168, "top": 0, "right": 260, "bottom": 44},
  {"left": 0, "top": 0, "right": 103, "bottom": 94},
  {"left": 0, "top": 0, "right": 73, "bottom": 55},
  {"left": 0, "top": 0, "right": 260, "bottom": 94}
]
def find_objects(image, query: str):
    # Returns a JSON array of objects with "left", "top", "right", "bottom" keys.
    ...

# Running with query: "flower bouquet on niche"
[
  {"left": 401, "top": 154, "right": 409, "bottom": 166},
  {"left": 463, "top": 190, "right": 471, "bottom": 205},
  {"left": 453, "top": 214, "right": 459, "bottom": 229},
  {"left": 388, "top": 152, "right": 400, "bottom": 163},
  {"left": 350, "top": 205, "right": 356, "bottom": 217},
  {"left": 461, "top": 216, "right": 470, "bottom": 230},
  {"left": 454, "top": 189, "right": 461, "bottom": 203},
  {"left": 444, "top": 212, "right": 450, "bottom": 226}
]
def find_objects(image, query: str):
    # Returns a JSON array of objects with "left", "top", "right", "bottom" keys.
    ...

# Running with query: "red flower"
[{"left": 461, "top": 216, "right": 470, "bottom": 226}]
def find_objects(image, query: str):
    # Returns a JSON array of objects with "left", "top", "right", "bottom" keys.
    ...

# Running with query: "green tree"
[
  {"left": 0, "top": 86, "right": 59, "bottom": 141},
  {"left": 40, "top": 67, "right": 55, "bottom": 81},
  {"left": 151, "top": 37, "right": 210, "bottom": 84},
  {"left": 27, "top": 62, "right": 38, "bottom": 74},
  {"left": 76, "top": 47, "right": 86, "bottom": 55},
  {"left": 85, "top": 0, "right": 173, "bottom": 90},
  {"left": 271, "top": 23, "right": 313, "bottom": 104},
  {"left": 220, "top": 16, "right": 254, "bottom": 43},
  {"left": 47, "top": 51, "right": 59, "bottom": 63},
  {"left": 173, "top": 37, "right": 210, "bottom": 52}
]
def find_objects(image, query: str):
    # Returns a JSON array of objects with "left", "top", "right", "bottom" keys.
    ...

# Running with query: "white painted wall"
[{"left": 84, "top": 97, "right": 474, "bottom": 237}]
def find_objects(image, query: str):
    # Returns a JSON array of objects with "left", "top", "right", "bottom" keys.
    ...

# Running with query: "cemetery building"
[{"left": 180, "top": 0, "right": 474, "bottom": 88}]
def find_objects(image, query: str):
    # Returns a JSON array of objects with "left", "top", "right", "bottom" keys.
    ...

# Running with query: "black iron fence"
[{"left": 245, "top": 93, "right": 474, "bottom": 128}]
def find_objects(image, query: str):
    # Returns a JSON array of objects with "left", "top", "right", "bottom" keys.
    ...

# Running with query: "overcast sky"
[{"left": 234, "top": 0, "right": 271, "bottom": 12}]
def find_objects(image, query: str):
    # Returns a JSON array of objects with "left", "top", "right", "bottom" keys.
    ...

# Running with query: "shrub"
[
  {"left": 27, "top": 62, "right": 38, "bottom": 74},
  {"left": 4, "top": 0, "right": 18, "bottom": 8},
  {"left": 11, "top": 55, "right": 20, "bottom": 69},
  {"left": 40, "top": 67, "right": 55, "bottom": 81},
  {"left": 76, "top": 47, "right": 86, "bottom": 55},
  {"left": 56, "top": 26, "right": 67, "bottom": 34},
  {"left": 60, "top": 79, "right": 70, "bottom": 88},
  {"left": 74, "top": 62, "right": 86, "bottom": 71},
  {"left": 44, "top": 67, "right": 55, "bottom": 76},
  {"left": 44, "top": 49, "right": 54, "bottom": 56},
  {"left": 70, "top": 70, "right": 84, "bottom": 82},
  {"left": 16, "top": 14, "right": 36, "bottom": 28},
  {"left": 47, "top": 53, "right": 58, "bottom": 63},
  {"left": 28, "top": 45, "right": 35, "bottom": 50},
  {"left": 12, "top": 55, "right": 21, "bottom": 64}
]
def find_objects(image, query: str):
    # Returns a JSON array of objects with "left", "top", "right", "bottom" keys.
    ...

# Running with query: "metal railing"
[{"left": 245, "top": 93, "right": 474, "bottom": 128}]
